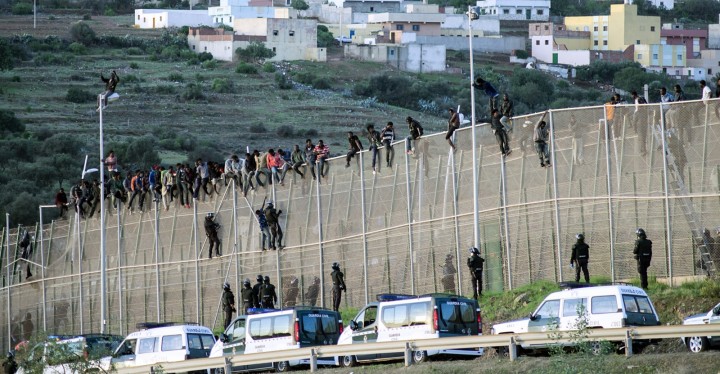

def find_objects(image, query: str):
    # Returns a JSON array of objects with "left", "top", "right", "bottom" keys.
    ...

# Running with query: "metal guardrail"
[{"left": 115, "top": 324, "right": 720, "bottom": 373}]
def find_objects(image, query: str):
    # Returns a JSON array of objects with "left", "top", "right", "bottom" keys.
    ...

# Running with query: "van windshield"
[
  {"left": 437, "top": 299, "right": 478, "bottom": 335},
  {"left": 298, "top": 312, "right": 340, "bottom": 345}
]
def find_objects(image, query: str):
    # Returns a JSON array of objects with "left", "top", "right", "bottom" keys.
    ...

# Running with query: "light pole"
[
  {"left": 38, "top": 205, "right": 55, "bottom": 332},
  {"left": 468, "top": 7, "right": 480, "bottom": 252},
  {"left": 98, "top": 91, "right": 119, "bottom": 334}
]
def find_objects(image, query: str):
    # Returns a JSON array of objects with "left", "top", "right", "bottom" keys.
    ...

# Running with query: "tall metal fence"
[{"left": 2, "top": 98, "right": 719, "bottom": 352}]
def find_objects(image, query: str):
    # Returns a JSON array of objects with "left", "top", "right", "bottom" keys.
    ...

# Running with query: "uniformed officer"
[
  {"left": 633, "top": 228, "right": 653, "bottom": 289},
  {"left": 3, "top": 351, "right": 18, "bottom": 374},
  {"left": 260, "top": 276, "right": 278, "bottom": 309},
  {"left": 305, "top": 276, "right": 320, "bottom": 306},
  {"left": 467, "top": 247, "right": 485, "bottom": 299},
  {"left": 330, "top": 262, "right": 346, "bottom": 312},
  {"left": 570, "top": 233, "right": 590, "bottom": 283},
  {"left": 221, "top": 282, "right": 236, "bottom": 329},
  {"left": 441, "top": 254, "right": 457, "bottom": 294},
  {"left": 252, "top": 275, "right": 264, "bottom": 308},
  {"left": 240, "top": 279, "right": 254, "bottom": 315}
]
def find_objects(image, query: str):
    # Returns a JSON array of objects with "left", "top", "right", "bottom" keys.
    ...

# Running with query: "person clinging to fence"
[
  {"left": 446, "top": 108, "right": 460, "bottom": 152},
  {"left": 366, "top": 124, "right": 382, "bottom": 174},
  {"left": 441, "top": 253, "right": 457, "bottom": 294},
  {"left": 405, "top": 116, "right": 423, "bottom": 155},
  {"left": 204, "top": 212, "right": 221, "bottom": 259},
  {"left": 221, "top": 282, "right": 236, "bottom": 329},
  {"left": 261, "top": 276, "right": 278, "bottom": 309},
  {"left": 467, "top": 247, "right": 484, "bottom": 299},
  {"left": 240, "top": 279, "right": 254, "bottom": 315},
  {"left": 305, "top": 276, "right": 320, "bottom": 307},
  {"left": 570, "top": 233, "right": 590, "bottom": 283},
  {"left": 331, "top": 262, "right": 346, "bottom": 312},
  {"left": 284, "top": 277, "right": 300, "bottom": 307},
  {"left": 381, "top": 121, "right": 396, "bottom": 168},
  {"left": 472, "top": 77, "right": 499, "bottom": 115},
  {"left": 490, "top": 109, "right": 511, "bottom": 157},
  {"left": 633, "top": 228, "right": 653, "bottom": 289},
  {"left": 533, "top": 110, "right": 551, "bottom": 167}
]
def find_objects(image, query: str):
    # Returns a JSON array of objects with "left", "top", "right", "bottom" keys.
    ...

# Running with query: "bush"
[
  {"left": 235, "top": 62, "right": 258, "bottom": 74},
  {"left": 235, "top": 42, "right": 275, "bottom": 63},
  {"left": 262, "top": 62, "right": 276, "bottom": 73},
  {"left": 0, "top": 110, "right": 25, "bottom": 133},
  {"left": 312, "top": 77, "right": 332, "bottom": 90},
  {"left": 82, "top": 14, "right": 91, "bottom": 20},
  {"left": 211, "top": 78, "right": 234, "bottom": 93},
  {"left": 275, "top": 73, "right": 293, "bottom": 89},
  {"left": 305, "top": 129, "right": 318, "bottom": 137},
  {"left": 68, "top": 42, "right": 86, "bottom": 54},
  {"left": 123, "top": 74, "right": 140, "bottom": 83},
  {"left": 129, "top": 62, "right": 139, "bottom": 69},
  {"left": 34, "top": 53, "right": 73, "bottom": 66},
  {"left": 182, "top": 83, "right": 205, "bottom": 101},
  {"left": 126, "top": 47, "right": 143, "bottom": 55},
  {"left": 294, "top": 71, "right": 316, "bottom": 85},
  {"left": 276, "top": 125, "right": 295, "bottom": 137},
  {"left": 104, "top": 7, "right": 116, "bottom": 16},
  {"left": 514, "top": 49, "right": 529, "bottom": 59},
  {"left": 201, "top": 59, "right": 218, "bottom": 69},
  {"left": 70, "top": 22, "right": 96, "bottom": 45},
  {"left": 154, "top": 85, "right": 177, "bottom": 94},
  {"left": 197, "top": 52, "right": 213, "bottom": 62},
  {"left": 65, "top": 87, "right": 94, "bottom": 103},
  {"left": 249, "top": 123, "right": 267, "bottom": 133},
  {"left": 11, "top": 76, "right": 21, "bottom": 82},
  {"left": 11, "top": 3, "right": 33, "bottom": 15},
  {"left": 168, "top": 72, "right": 184, "bottom": 82}
]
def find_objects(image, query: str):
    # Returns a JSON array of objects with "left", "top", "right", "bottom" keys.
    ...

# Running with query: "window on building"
[
  {"left": 594, "top": 40, "right": 598, "bottom": 46},
  {"left": 396, "top": 25, "right": 404, "bottom": 31},
  {"left": 594, "top": 26, "right": 598, "bottom": 31},
  {"left": 636, "top": 40, "right": 641, "bottom": 44},
  {"left": 535, "top": 25, "right": 539, "bottom": 30},
  {"left": 708, "top": 69, "right": 712, "bottom": 75},
  {"left": 273, "top": 30, "right": 278, "bottom": 35},
  {"left": 637, "top": 53, "right": 642, "bottom": 59},
  {"left": 677, "top": 54, "right": 682, "bottom": 61},
  {"left": 503, "top": 9, "right": 509, "bottom": 14},
  {"left": 204, "top": 46, "right": 207, "bottom": 51},
  {"left": 143, "top": 17, "right": 146, "bottom": 22},
  {"left": 273, "top": 47, "right": 276, "bottom": 52},
  {"left": 718, "top": 61, "right": 720, "bottom": 66},
  {"left": 653, "top": 54, "right": 658, "bottom": 59},
  {"left": 544, "top": 25, "right": 549, "bottom": 30},
  {"left": 192, "top": 45, "right": 195, "bottom": 50},
  {"left": 517, "top": 9, "right": 522, "bottom": 14},
  {"left": 137, "top": 15, "right": 140, "bottom": 20},
  {"left": 289, "top": 30, "right": 295, "bottom": 36},
  {"left": 229, "top": 17, "right": 232, "bottom": 22},
  {"left": 545, "top": 40, "right": 549, "bottom": 45},
  {"left": 675, "top": 70, "right": 680, "bottom": 75},
  {"left": 603, "top": 26, "right": 607, "bottom": 31},
  {"left": 689, "top": 69, "right": 693, "bottom": 76},
  {"left": 651, "top": 26, "right": 655, "bottom": 32},
  {"left": 370, "top": 6, "right": 374, "bottom": 11},
  {"left": 412, "top": 25, "right": 420, "bottom": 31},
  {"left": 390, "top": 49, "right": 394, "bottom": 56},
  {"left": 537, "top": 9, "right": 544, "bottom": 15},
  {"left": 536, "top": 40, "right": 540, "bottom": 45},
  {"left": 603, "top": 40, "right": 607, "bottom": 45}
]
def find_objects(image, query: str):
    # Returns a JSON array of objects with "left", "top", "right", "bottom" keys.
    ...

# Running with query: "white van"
[
  {"left": 491, "top": 284, "right": 661, "bottom": 352},
  {"left": 17, "top": 334, "right": 123, "bottom": 374},
  {"left": 110, "top": 323, "right": 215, "bottom": 370},
  {"left": 336, "top": 293, "right": 483, "bottom": 367},
  {"left": 209, "top": 307, "right": 343, "bottom": 372}
]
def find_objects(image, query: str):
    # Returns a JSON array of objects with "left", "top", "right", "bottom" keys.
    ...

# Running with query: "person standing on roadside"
[
  {"left": 633, "top": 228, "right": 653, "bottom": 289},
  {"left": 221, "top": 282, "right": 236, "bottom": 329},
  {"left": 467, "top": 247, "right": 484, "bottom": 299},
  {"left": 570, "top": 233, "right": 590, "bottom": 283},
  {"left": 330, "top": 262, "right": 346, "bottom": 312}
]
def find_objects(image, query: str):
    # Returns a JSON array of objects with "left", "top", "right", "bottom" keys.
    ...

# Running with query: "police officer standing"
[
  {"left": 467, "top": 247, "right": 485, "bottom": 299},
  {"left": 240, "top": 279, "right": 254, "bottom": 315},
  {"left": 570, "top": 233, "right": 590, "bottom": 283},
  {"left": 330, "top": 262, "right": 346, "bottom": 312},
  {"left": 633, "top": 228, "right": 653, "bottom": 289},
  {"left": 221, "top": 282, "right": 236, "bottom": 329},
  {"left": 441, "top": 254, "right": 457, "bottom": 294},
  {"left": 3, "top": 351, "right": 17, "bottom": 374},
  {"left": 260, "top": 276, "right": 278, "bottom": 309},
  {"left": 252, "top": 275, "right": 264, "bottom": 308},
  {"left": 204, "top": 212, "right": 221, "bottom": 259}
]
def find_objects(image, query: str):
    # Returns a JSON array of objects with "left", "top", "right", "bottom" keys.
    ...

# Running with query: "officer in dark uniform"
[
  {"left": 204, "top": 212, "right": 221, "bottom": 259},
  {"left": 330, "top": 262, "right": 346, "bottom": 312},
  {"left": 260, "top": 276, "right": 278, "bottom": 309},
  {"left": 570, "top": 233, "right": 590, "bottom": 283},
  {"left": 467, "top": 247, "right": 485, "bottom": 299},
  {"left": 221, "top": 282, "right": 236, "bottom": 329},
  {"left": 441, "top": 254, "right": 457, "bottom": 294},
  {"left": 305, "top": 276, "right": 320, "bottom": 306},
  {"left": 633, "top": 228, "right": 653, "bottom": 289},
  {"left": 284, "top": 277, "right": 300, "bottom": 307},
  {"left": 3, "top": 351, "right": 18, "bottom": 374},
  {"left": 252, "top": 275, "right": 264, "bottom": 308},
  {"left": 240, "top": 279, "right": 254, "bottom": 315}
]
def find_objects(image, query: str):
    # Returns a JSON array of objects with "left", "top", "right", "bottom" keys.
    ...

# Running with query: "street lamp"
[{"left": 98, "top": 90, "right": 119, "bottom": 334}]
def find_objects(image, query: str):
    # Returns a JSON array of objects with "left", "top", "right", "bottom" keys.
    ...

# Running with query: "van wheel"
[
  {"left": 412, "top": 350, "right": 427, "bottom": 364},
  {"left": 274, "top": 361, "right": 290, "bottom": 372},
  {"left": 590, "top": 341, "right": 603, "bottom": 355},
  {"left": 687, "top": 336, "right": 709, "bottom": 353},
  {"left": 341, "top": 355, "right": 356, "bottom": 367}
]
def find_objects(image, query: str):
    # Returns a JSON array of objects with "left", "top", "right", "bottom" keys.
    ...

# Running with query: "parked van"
[
  {"left": 209, "top": 307, "right": 343, "bottom": 372},
  {"left": 336, "top": 293, "right": 483, "bottom": 367},
  {"left": 109, "top": 323, "right": 215, "bottom": 370},
  {"left": 491, "top": 283, "right": 661, "bottom": 352},
  {"left": 17, "top": 334, "right": 122, "bottom": 374}
]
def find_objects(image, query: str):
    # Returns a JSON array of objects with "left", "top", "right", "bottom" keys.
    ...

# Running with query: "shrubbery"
[
  {"left": 70, "top": 22, "right": 96, "bottom": 45},
  {"left": 275, "top": 72, "right": 293, "bottom": 89},
  {"left": 11, "top": 2, "right": 33, "bottom": 15},
  {"left": 211, "top": 78, "right": 234, "bottom": 93},
  {"left": 262, "top": 62, "right": 276, "bottom": 73},
  {"left": 276, "top": 125, "right": 295, "bottom": 137},
  {"left": 235, "top": 42, "right": 275, "bottom": 63},
  {"left": 168, "top": 72, "right": 184, "bottom": 82},
  {"left": 68, "top": 42, "right": 86, "bottom": 54},
  {"left": 249, "top": 123, "right": 267, "bottom": 133},
  {"left": 236, "top": 62, "right": 258, "bottom": 74},
  {"left": 312, "top": 77, "right": 332, "bottom": 90},
  {"left": 65, "top": 87, "right": 94, "bottom": 103},
  {"left": 182, "top": 83, "right": 205, "bottom": 101},
  {"left": 0, "top": 110, "right": 25, "bottom": 134}
]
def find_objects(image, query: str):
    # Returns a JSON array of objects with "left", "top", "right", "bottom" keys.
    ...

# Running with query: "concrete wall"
[
  {"left": 344, "top": 43, "right": 445, "bottom": 72},
  {"left": 134, "top": 9, "right": 214, "bottom": 29},
  {"left": 416, "top": 35, "right": 525, "bottom": 53},
  {"left": 189, "top": 39, "right": 236, "bottom": 61},
  {"left": 555, "top": 50, "right": 590, "bottom": 66},
  {"left": 708, "top": 24, "right": 720, "bottom": 49},
  {"left": 344, "top": 0, "right": 401, "bottom": 14},
  {"left": 405, "top": 43, "right": 445, "bottom": 72},
  {"left": 442, "top": 14, "right": 500, "bottom": 36}
]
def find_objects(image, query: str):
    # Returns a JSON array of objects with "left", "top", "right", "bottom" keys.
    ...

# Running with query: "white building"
[
  {"left": 475, "top": 0, "right": 550, "bottom": 21},
  {"left": 208, "top": 0, "right": 296, "bottom": 26},
  {"left": 134, "top": 9, "right": 213, "bottom": 29},
  {"left": 651, "top": 0, "right": 674, "bottom": 10},
  {"left": 344, "top": 43, "right": 446, "bottom": 72}
]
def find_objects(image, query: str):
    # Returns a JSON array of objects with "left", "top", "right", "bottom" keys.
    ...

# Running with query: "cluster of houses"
[{"left": 135, "top": 0, "right": 720, "bottom": 80}]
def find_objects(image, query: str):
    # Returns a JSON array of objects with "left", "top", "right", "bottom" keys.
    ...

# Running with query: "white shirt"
[{"left": 702, "top": 86, "right": 712, "bottom": 103}]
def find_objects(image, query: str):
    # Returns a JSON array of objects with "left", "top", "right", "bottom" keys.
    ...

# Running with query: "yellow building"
[
  {"left": 634, "top": 44, "right": 686, "bottom": 70},
  {"left": 564, "top": 3, "right": 659, "bottom": 51}
]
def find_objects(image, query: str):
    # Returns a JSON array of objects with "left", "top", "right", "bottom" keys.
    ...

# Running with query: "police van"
[
  {"left": 109, "top": 323, "right": 215, "bottom": 370},
  {"left": 209, "top": 307, "right": 343, "bottom": 372},
  {"left": 491, "top": 284, "right": 661, "bottom": 353},
  {"left": 336, "top": 293, "right": 483, "bottom": 367}
]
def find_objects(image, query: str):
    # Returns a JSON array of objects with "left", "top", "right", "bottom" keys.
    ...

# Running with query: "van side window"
[
  {"left": 115, "top": 339, "right": 137, "bottom": 356},
  {"left": 230, "top": 320, "right": 246, "bottom": 343},
  {"left": 591, "top": 296, "right": 619, "bottom": 314},
  {"left": 623, "top": 295, "right": 653, "bottom": 314},
  {"left": 408, "top": 303, "right": 429, "bottom": 325},
  {"left": 273, "top": 315, "right": 292, "bottom": 337},
  {"left": 187, "top": 334, "right": 215, "bottom": 350},
  {"left": 161, "top": 335, "right": 183, "bottom": 351},
  {"left": 382, "top": 305, "right": 409, "bottom": 328},
  {"left": 250, "top": 318, "right": 273, "bottom": 339},
  {"left": 137, "top": 337, "right": 158, "bottom": 354},
  {"left": 364, "top": 306, "right": 377, "bottom": 326},
  {"left": 535, "top": 300, "right": 560, "bottom": 318},
  {"left": 562, "top": 298, "right": 587, "bottom": 317}
]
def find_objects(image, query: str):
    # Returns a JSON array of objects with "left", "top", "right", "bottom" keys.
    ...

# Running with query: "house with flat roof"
[
  {"left": 563, "top": 3, "right": 660, "bottom": 51},
  {"left": 475, "top": 0, "right": 550, "bottom": 21},
  {"left": 134, "top": 9, "right": 213, "bottom": 29},
  {"left": 660, "top": 27, "right": 707, "bottom": 59}
]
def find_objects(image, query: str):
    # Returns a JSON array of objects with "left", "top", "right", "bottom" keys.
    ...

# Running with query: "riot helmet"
[
  {"left": 263, "top": 275, "right": 271, "bottom": 284},
  {"left": 223, "top": 281, "right": 230, "bottom": 290},
  {"left": 256, "top": 274, "right": 263, "bottom": 282},
  {"left": 636, "top": 228, "right": 646, "bottom": 238},
  {"left": 243, "top": 279, "right": 251, "bottom": 287},
  {"left": 331, "top": 262, "right": 340, "bottom": 270},
  {"left": 206, "top": 212, "right": 214, "bottom": 219},
  {"left": 576, "top": 233, "right": 584, "bottom": 241},
  {"left": 469, "top": 247, "right": 480, "bottom": 255}
]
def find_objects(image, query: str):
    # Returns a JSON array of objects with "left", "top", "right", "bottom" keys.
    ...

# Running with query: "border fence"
[{"left": 2, "top": 98, "right": 719, "bottom": 351}]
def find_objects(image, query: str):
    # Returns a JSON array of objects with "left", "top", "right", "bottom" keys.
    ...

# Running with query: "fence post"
[
  {"left": 404, "top": 138, "right": 416, "bottom": 295},
  {"left": 404, "top": 342, "right": 412, "bottom": 367},
  {"left": 509, "top": 336, "right": 517, "bottom": 362},
  {"left": 310, "top": 348, "right": 318, "bottom": 372},
  {"left": 224, "top": 357, "right": 232, "bottom": 374},
  {"left": 315, "top": 163, "right": 325, "bottom": 308},
  {"left": 625, "top": 330, "right": 634, "bottom": 357}
]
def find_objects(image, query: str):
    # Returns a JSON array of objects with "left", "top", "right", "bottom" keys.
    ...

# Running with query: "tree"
[
  {"left": 0, "top": 39, "right": 14, "bottom": 71},
  {"left": 235, "top": 42, "right": 275, "bottom": 64},
  {"left": 317, "top": 25, "right": 335, "bottom": 48},
  {"left": 0, "top": 110, "right": 25, "bottom": 133},
  {"left": 70, "top": 21, "right": 96, "bottom": 45},
  {"left": 509, "top": 68, "right": 554, "bottom": 110},
  {"left": 291, "top": 0, "right": 309, "bottom": 10}
]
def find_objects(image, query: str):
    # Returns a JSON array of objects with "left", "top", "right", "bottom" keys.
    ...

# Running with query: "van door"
[
  {"left": 224, "top": 318, "right": 247, "bottom": 356},
  {"left": 436, "top": 298, "right": 479, "bottom": 336},
  {"left": 186, "top": 334, "right": 215, "bottom": 359},
  {"left": 560, "top": 298, "right": 587, "bottom": 330},
  {"left": 528, "top": 300, "right": 560, "bottom": 336},
  {"left": 351, "top": 306, "right": 378, "bottom": 361},
  {"left": 297, "top": 311, "right": 341, "bottom": 346},
  {"left": 622, "top": 295, "right": 659, "bottom": 326},
  {"left": 135, "top": 337, "right": 159, "bottom": 365},
  {"left": 111, "top": 338, "right": 138, "bottom": 368}
]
